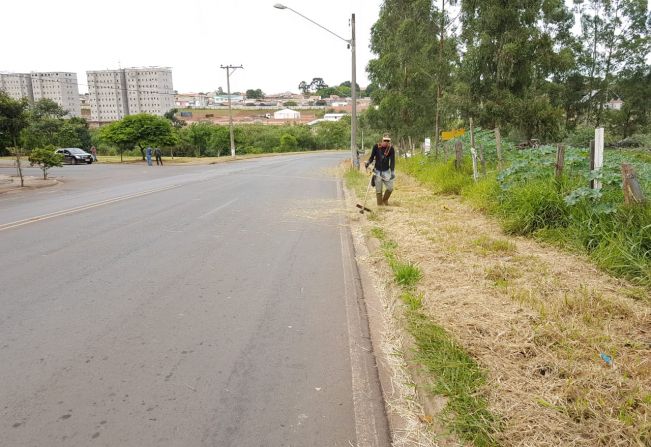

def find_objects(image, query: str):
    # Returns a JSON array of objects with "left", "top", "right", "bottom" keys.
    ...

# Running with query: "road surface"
[{"left": 0, "top": 154, "right": 389, "bottom": 446}]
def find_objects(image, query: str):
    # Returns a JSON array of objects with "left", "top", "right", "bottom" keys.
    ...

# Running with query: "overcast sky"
[{"left": 1, "top": 0, "right": 383, "bottom": 95}]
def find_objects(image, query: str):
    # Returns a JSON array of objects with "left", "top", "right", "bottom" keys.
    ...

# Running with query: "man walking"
[
  {"left": 154, "top": 147, "right": 163, "bottom": 166},
  {"left": 90, "top": 146, "right": 97, "bottom": 162},
  {"left": 365, "top": 134, "right": 396, "bottom": 206},
  {"left": 145, "top": 146, "right": 153, "bottom": 167}
]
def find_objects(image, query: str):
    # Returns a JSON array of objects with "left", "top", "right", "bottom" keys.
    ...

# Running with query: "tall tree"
[
  {"left": 575, "top": 0, "right": 651, "bottom": 126},
  {"left": 458, "top": 0, "right": 574, "bottom": 139}
]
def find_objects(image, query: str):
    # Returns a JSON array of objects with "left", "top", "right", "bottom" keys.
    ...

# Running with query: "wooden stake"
[
  {"left": 469, "top": 117, "right": 475, "bottom": 150},
  {"left": 621, "top": 163, "right": 646, "bottom": 205},
  {"left": 454, "top": 140, "right": 463, "bottom": 170},
  {"left": 495, "top": 127, "right": 503, "bottom": 165},
  {"left": 555, "top": 144, "right": 565, "bottom": 178},
  {"left": 480, "top": 144, "right": 486, "bottom": 176}
]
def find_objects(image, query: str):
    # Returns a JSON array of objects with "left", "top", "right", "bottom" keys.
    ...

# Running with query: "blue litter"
[{"left": 600, "top": 353, "right": 613, "bottom": 367}]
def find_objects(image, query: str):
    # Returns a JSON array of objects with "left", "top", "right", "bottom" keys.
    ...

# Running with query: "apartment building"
[
  {"left": 0, "top": 71, "right": 80, "bottom": 117},
  {"left": 87, "top": 69, "right": 130, "bottom": 122},
  {"left": 31, "top": 72, "right": 81, "bottom": 117},
  {"left": 0, "top": 72, "right": 33, "bottom": 101},
  {"left": 86, "top": 67, "right": 174, "bottom": 122}
]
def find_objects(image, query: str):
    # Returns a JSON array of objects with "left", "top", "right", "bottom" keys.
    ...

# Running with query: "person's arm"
[{"left": 366, "top": 145, "right": 377, "bottom": 167}]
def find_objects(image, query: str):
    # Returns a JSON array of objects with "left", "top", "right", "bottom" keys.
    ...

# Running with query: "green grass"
[
  {"left": 370, "top": 226, "right": 500, "bottom": 445},
  {"left": 344, "top": 167, "right": 370, "bottom": 198},
  {"left": 391, "top": 260, "right": 423, "bottom": 287},
  {"left": 400, "top": 154, "right": 651, "bottom": 288},
  {"left": 472, "top": 235, "right": 517, "bottom": 255}
]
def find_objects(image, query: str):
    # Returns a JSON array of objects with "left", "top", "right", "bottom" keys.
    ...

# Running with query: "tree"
[
  {"left": 298, "top": 81, "right": 310, "bottom": 96},
  {"left": 0, "top": 92, "right": 29, "bottom": 154},
  {"left": 179, "top": 122, "right": 214, "bottom": 156},
  {"left": 575, "top": 0, "right": 651, "bottom": 126},
  {"left": 28, "top": 147, "right": 63, "bottom": 179},
  {"left": 283, "top": 101, "right": 298, "bottom": 107},
  {"left": 245, "top": 89, "right": 265, "bottom": 99},
  {"left": 164, "top": 108, "right": 186, "bottom": 129},
  {"left": 31, "top": 98, "right": 67, "bottom": 119},
  {"left": 99, "top": 114, "right": 176, "bottom": 161},
  {"left": 457, "top": 0, "right": 574, "bottom": 138}
]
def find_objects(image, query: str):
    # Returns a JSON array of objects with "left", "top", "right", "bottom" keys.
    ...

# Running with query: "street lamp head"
[{"left": 273, "top": 3, "right": 287, "bottom": 9}]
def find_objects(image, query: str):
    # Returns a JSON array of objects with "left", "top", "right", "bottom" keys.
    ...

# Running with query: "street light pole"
[
  {"left": 350, "top": 13, "right": 358, "bottom": 169},
  {"left": 274, "top": 4, "right": 359, "bottom": 169},
  {"left": 220, "top": 64, "right": 243, "bottom": 157}
]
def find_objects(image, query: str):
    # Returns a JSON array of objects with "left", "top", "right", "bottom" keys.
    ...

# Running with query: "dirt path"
[{"left": 355, "top": 172, "right": 650, "bottom": 446}]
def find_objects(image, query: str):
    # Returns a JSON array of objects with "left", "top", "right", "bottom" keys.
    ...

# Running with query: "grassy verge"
[
  {"left": 367, "top": 217, "right": 500, "bottom": 446},
  {"left": 400, "top": 153, "right": 651, "bottom": 289}
]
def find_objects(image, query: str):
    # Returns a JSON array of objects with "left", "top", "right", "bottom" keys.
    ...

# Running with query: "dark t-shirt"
[{"left": 368, "top": 144, "right": 395, "bottom": 172}]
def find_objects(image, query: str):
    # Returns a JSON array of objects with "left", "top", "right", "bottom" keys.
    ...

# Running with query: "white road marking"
[
  {"left": 197, "top": 198, "right": 239, "bottom": 219},
  {"left": 0, "top": 184, "right": 180, "bottom": 232}
]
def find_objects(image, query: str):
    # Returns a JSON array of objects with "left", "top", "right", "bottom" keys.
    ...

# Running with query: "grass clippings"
[{"left": 347, "top": 165, "right": 651, "bottom": 447}]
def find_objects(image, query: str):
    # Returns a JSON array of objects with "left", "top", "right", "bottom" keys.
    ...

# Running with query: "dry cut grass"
[{"left": 364, "top": 172, "right": 651, "bottom": 446}]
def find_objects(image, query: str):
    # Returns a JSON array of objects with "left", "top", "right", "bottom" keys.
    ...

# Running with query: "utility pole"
[
  {"left": 350, "top": 13, "right": 359, "bottom": 169},
  {"left": 220, "top": 65, "right": 243, "bottom": 157}
]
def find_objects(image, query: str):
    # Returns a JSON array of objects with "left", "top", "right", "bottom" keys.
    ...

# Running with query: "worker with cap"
[{"left": 365, "top": 133, "right": 395, "bottom": 206}]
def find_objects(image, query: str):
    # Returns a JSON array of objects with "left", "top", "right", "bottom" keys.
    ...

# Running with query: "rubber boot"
[
  {"left": 382, "top": 190, "right": 392, "bottom": 206},
  {"left": 376, "top": 193, "right": 383, "bottom": 206}
]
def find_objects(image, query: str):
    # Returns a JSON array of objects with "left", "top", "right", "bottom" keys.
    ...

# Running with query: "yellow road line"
[{"left": 0, "top": 184, "right": 180, "bottom": 232}]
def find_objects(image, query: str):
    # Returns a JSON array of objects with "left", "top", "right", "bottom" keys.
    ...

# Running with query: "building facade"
[
  {"left": 0, "top": 71, "right": 80, "bottom": 117},
  {"left": 31, "top": 72, "right": 81, "bottom": 117},
  {"left": 0, "top": 73, "right": 33, "bottom": 102},
  {"left": 87, "top": 67, "right": 174, "bottom": 122}
]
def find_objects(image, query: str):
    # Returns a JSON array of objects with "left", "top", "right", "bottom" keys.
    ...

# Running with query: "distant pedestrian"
[
  {"left": 90, "top": 146, "right": 97, "bottom": 162},
  {"left": 365, "top": 133, "right": 395, "bottom": 206},
  {"left": 145, "top": 146, "right": 153, "bottom": 166},
  {"left": 154, "top": 147, "right": 163, "bottom": 166}
]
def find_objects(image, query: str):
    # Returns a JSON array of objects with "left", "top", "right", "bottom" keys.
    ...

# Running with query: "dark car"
[{"left": 55, "top": 148, "right": 93, "bottom": 165}]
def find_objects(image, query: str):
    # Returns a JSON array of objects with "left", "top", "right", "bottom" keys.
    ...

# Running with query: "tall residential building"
[
  {"left": 0, "top": 71, "right": 80, "bottom": 117},
  {"left": 86, "top": 67, "right": 174, "bottom": 122},
  {"left": 87, "top": 69, "right": 130, "bottom": 122},
  {"left": 0, "top": 73, "right": 33, "bottom": 102},
  {"left": 30, "top": 72, "right": 81, "bottom": 117}
]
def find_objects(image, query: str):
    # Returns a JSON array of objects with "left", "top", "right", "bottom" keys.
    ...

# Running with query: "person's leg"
[
  {"left": 382, "top": 178, "right": 394, "bottom": 205},
  {"left": 375, "top": 173, "right": 383, "bottom": 205}
]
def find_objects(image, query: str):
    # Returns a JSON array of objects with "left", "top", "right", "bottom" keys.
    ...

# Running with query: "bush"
[{"left": 28, "top": 147, "right": 63, "bottom": 179}]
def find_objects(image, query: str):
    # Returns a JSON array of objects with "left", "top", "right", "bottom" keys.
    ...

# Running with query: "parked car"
[{"left": 55, "top": 148, "right": 93, "bottom": 165}]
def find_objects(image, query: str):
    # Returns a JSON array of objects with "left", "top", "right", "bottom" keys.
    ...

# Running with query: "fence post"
[
  {"left": 454, "top": 140, "right": 463, "bottom": 170},
  {"left": 621, "top": 163, "right": 646, "bottom": 205},
  {"left": 480, "top": 143, "right": 486, "bottom": 176},
  {"left": 591, "top": 128, "right": 604, "bottom": 189},
  {"left": 495, "top": 127, "right": 503, "bottom": 167},
  {"left": 555, "top": 144, "right": 565, "bottom": 178},
  {"left": 469, "top": 117, "right": 475, "bottom": 150}
]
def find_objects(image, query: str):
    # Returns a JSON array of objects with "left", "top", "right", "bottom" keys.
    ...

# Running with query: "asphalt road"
[{"left": 0, "top": 154, "right": 389, "bottom": 447}]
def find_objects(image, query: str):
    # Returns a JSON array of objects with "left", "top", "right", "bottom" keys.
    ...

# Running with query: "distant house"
[
  {"left": 323, "top": 113, "right": 346, "bottom": 122},
  {"left": 605, "top": 97, "right": 624, "bottom": 110},
  {"left": 274, "top": 108, "right": 300, "bottom": 120},
  {"left": 580, "top": 90, "right": 624, "bottom": 111}
]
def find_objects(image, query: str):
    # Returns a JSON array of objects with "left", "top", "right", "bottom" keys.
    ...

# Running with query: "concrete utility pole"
[
  {"left": 350, "top": 13, "right": 358, "bottom": 169},
  {"left": 220, "top": 65, "right": 243, "bottom": 157}
]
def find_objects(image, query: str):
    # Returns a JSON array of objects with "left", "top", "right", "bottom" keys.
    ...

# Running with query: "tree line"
[{"left": 364, "top": 0, "right": 650, "bottom": 148}]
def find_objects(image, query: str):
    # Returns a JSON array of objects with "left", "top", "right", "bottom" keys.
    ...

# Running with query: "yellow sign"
[{"left": 441, "top": 128, "right": 465, "bottom": 141}]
